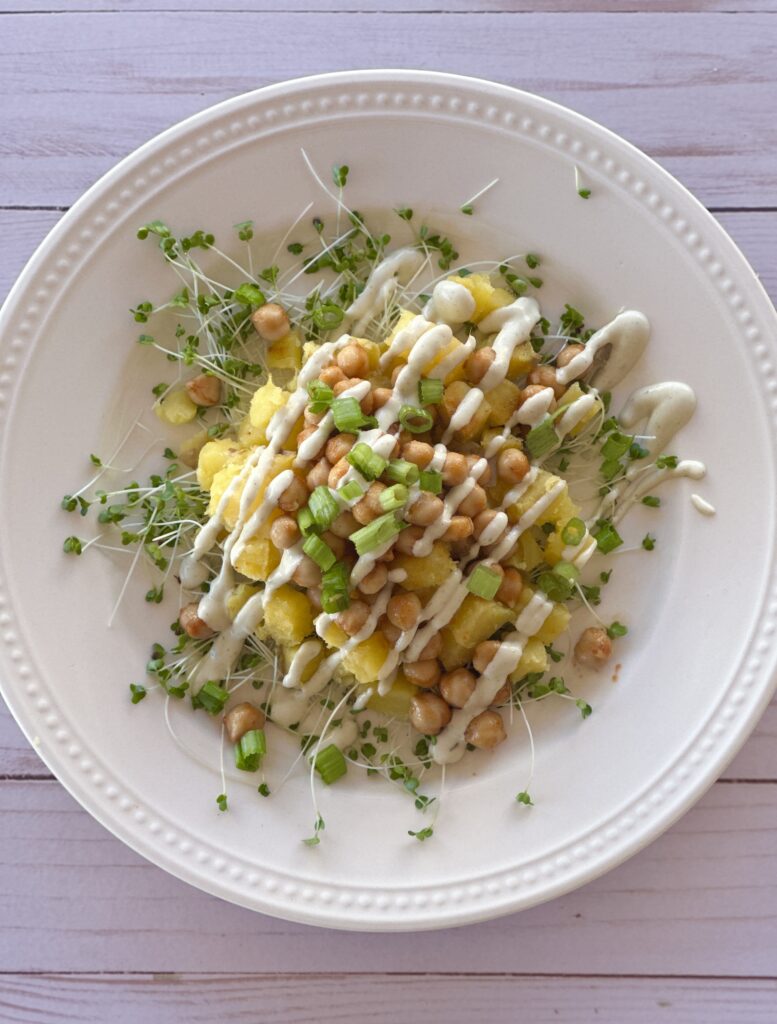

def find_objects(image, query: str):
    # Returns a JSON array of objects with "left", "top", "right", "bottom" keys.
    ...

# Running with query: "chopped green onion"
[
  {"left": 379, "top": 484, "right": 408, "bottom": 512},
  {"left": 351, "top": 513, "right": 403, "bottom": 555},
  {"left": 314, "top": 743, "right": 347, "bottom": 784},
  {"left": 561, "top": 517, "right": 586, "bottom": 546},
  {"left": 601, "top": 432, "right": 632, "bottom": 460},
  {"left": 234, "top": 729, "right": 266, "bottom": 772},
  {"left": 307, "top": 380, "right": 334, "bottom": 413},
  {"left": 321, "top": 589, "right": 349, "bottom": 614},
  {"left": 311, "top": 303, "right": 344, "bottom": 331},
  {"left": 339, "top": 480, "right": 364, "bottom": 502},
  {"left": 193, "top": 682, "right": 229, "bottom": 716},
  {"left": 297, "top": 506, "right": 319, "bottom": 537},
  {"left": 418, "top": 378, "right": 443, "bottom": 405},
  {"left": 399, "top": 404, "right": 434, "bottom": 434},
  {"left": 346, "top": 442, "right": 388, "bottom": 481},
  {"left": 467, "top": 565, "right": 502, "bottom": 600},
  {"left": 526, "top": 417, "right": 560, "bottom": 459},
  {"left": 419, "top": 469, "right": 442, "bottom": 494},
  {"left": 553, "top": 561, "right": 579, "bottom": 584},
  {"left": 308, "top": 486, "right": 340, "bottom": 529},
  {"left": 593, "top": 521, "right": 623, "bottom": 554},
  {"left": 385, "top": 459, "right": 420, "bottom": 485},
  {"left": 331, "top": 397, "right": 367, "bottom": 432},
  {"left": 303, "top": 534, "right": 336, "bottom": 571},
  {"left": 321, "top": 563, "right": 350, "bottom": 613}
]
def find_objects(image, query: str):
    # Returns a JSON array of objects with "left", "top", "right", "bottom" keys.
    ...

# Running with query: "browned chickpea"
[
  {"left": 492, "top": 681, "right": 511, "bottom": 706},
  {"left": 528, "top": 364, "right": 565, "bottom": 399},
  {"left": 224, "top": 702, "right": 266, "bottom": 744},
  {"left": 574, "top": 626, "right": 613, "bottom": 669},
  {"left": 498, "top": 447, "right": 530, "bottom": 485},
  {"left": 185, "top": 373, "right": 222, "bottom": 407},
  {"left": 357, "top": 563, "right": 389, "bottom": 596},
  {"left": 395, "top": 525, "right": 424, "bottom": 555},
  {"left": 439, "top": 668, "right": 477, "bottom": 708},
  {"left": 390, "top": 364, "right": 403, "bottom": 387},
  {"left": 401, "top": 440, "right": 435, "bottom": 469},
  {"left": 466, "top": 455, "right": 494, "bottom": 486},
  {"left": 404, "top": 659, "right": 442, "bottom": 689},
  {"left": 380, "top": 616, "right": 402, "bottom": 645},
  {"left": 364, "top": 482, "right": 387, "bottom": 517},
  {"left": 442, "top": 515, "right": 474, "bottom": 542},
  {"left": 473, "top": 509, "right": 506, "bottom": 543},
  {"left": 337, "top": 343, "right": 370, "bottom": 379},
  {"left": 359, "top": 389, "right": 375, "bottom": 415},
  {"left": 458, "top": 484, "right": 488, "bottom": 518},
  {"left": 306, "top": 457, "right": 332, "bottom": 491},
  {"left": 465, "top": 709, "right": 506, "bottom": 749},
  {"left": 336, "top": 601, "right": 371, "bottom": 637},
  {"left": 333, "top": 378, "right": 359, "bottom": 397},
  {"left": 352, "top": 498, "right": 377, "bottom": 525},
  {"left": 555, "top": 342, "right": 585, "bottom": 370},
  {"left": 304, "top": 405, "right": 325, "bottom": 426},
  {"left": 251, "top": 302, "right": 290, "bottom": 342},
  {"left": 319, "top": 365, "right": 346, "bottom": 388},
  {"left": 376, "top": 547, "right": 395, "bottom": 563},
  {"left": 328, "top": 457, "right": 350, "bottom": 489},
  {"left": 270, "top": 515, "right": 300, "bottom": 551},
  {"left": 519, "top": 383, "right": 556, "bottom": 409},
  {"left": 278, "top": 475, "right": 308, "bottom": 512},
  {"left": 464, "top": 346, "right": 495, "bottom": 385},
  {"left": 473, "top": 640, "right": 500, "bottom": 673},
  {"left": 440, "top": 380, "right": 469, "bottom": 423},
  {"left": 329, "top": 509, "right": 358, "bottom": 539},
  {"left": 407, "top": 492, "right": 444, "bottom": 526},
  {"left": 322, "top": 531, "right": 347, "bottom": 560},
  {"left": 293, "top": 556, "right": 321, "bottom": 588},
  {"left": 387, "top": 592, "right": 422, "bottom": 631},
  {"left": 409, "top": 692, "right": 452, "bottom": 735},
  {"left": 372, "top": 387, "right": 393, "bottom": 409},
  {"left": 179, "top": 602, "right": 215, "bottom": 640},
  {"left": 308, "top": 586, "right": 323, "bottom": 612},
  {"left": 442, "top": 451, "right": 469, "bottom": 486},
  {"left": 416, "top": 633, "right": 442, "bottom": 660},
  {"left": 496, "top": 567, "right": 524, "bottom": 606},
  {"left": 295, "top": 426, "right": 325, "bottom": 460},
  {"left": 325, "top": 432, "right": 356, "bottom": 465}
]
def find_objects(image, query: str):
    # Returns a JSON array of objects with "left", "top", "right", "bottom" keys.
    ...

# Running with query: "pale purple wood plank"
[
  {"left": 0, "top": 780, "right": 775, "bottom": 975},
  {"left": 2, "top": 974, "right": 777, "bottom": 1024},
  {"left": 2, "top": 1, "right": 775, "bottom": 11},
  {"left": 0, "top": 13, "right": 775, "bottom": 207}
]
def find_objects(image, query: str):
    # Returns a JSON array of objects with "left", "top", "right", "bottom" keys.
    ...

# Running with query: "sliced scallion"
[
  {"left": 303, "top": 534, "right": 336, "bottom": 571},
  {"left": 308, "top": 486, "right": 340, "bottom": 529},
  {"left": 561, "top": 517, "right": 586, "bottom": 546},
  {"left": 350, "top": 512, "right": 403, "bottom": 555},
  {"left": 526, "top": 417, "right": 560, "bottom": 459},
  {"left": 418, "top": 378, "right": 443, "bottom": 405},
  {"left": 314, "top": 743, "right": 347, "bottom": 784},
  {"left": 399, "top": 404, "right": 434, "bottom": 434},
  {"left": 385, "top": 458, "right": 420, "bottom": 486},
  {"left": 307, "top": 380, "right": 334, "bottom": 413},
  {"left": 339, "top": 480, "right": 364, "bottom": 502},
  {"left": 297, "top": 506, "right": 319, "bottom": 537},
  {"left": 379, "top": 484, "right": 408, "bottom": 512},
  {"left": 346, "top": 442, "right": 388, "bottom": 481},
  {"left": 193, "top": 681, "right": 229, "bottom": 716},
  {"left": 467, "top": 565, "right": 502, "bottom": 600},
  {"left": 331, "top": 397, "right": 367, "bottom": 432},
  {"left": 234, "top": 729, "right": 266, "bottom": 772},
  {"left": 600, "top": 432, "right": 632, "bottom": 460},
  {"left": 593, "top": 521, "right": 623, "bottom": 554},
  {"left": 419, "top": 469, "right": 442, "bottom": 494}
]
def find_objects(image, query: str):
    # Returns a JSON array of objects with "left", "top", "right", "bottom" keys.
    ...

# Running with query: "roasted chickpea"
[
  {"left": 336, "top": 601, "right": 371, "bottom": 637},
  {"left": 325, "top": 432, "right": 356, "bottom": 465},
  {"left": 416, "top": 632, "right": 442, "bottom": 661},
  {"left": 185, "top": 373, "right": 221, "bottom": 407},
  {"left": 359, "top": 389, "right": 375, "bottom": 416},
  {"left": 404, "top": 658, "right": 442, "bottom": 689},
  {"left": 498, "top": 447, "right": 530, "bottom": 485},
  {"left": 442, "top": 515, "right": 474, "bottom": 542},
  {"left": 555, "top": 342, "right": 585, "bottom": 370},
  {"left": 401, "top": 440, "right": 435, "bottom": 469},
  {"left": 528, "top": 364, "right": 565, "bottom": 399},
  {"left": 440, "top": 380, "right": 468, "bottom": 422},
  {"left": 492, "top": 681, "right": 511, "bottom": 706},
  {"left": 496, "top": 567, "right": 524, "bottom": 606},
  {"left": 319, "top": 365, "right": 346, "bottom": 388},
  {"left": 329, "top": 509, "right": 358, "bottom": 539},
  {"left": 439, "top": 668, "right": 477, "bottom": 708},
  {"left": 251, "top": 302, "right": 289, "bottom": 342},
  {"left": 466, "top": 454, "right": 494, "bottom": 486},
  {"left": 458, "top": 484, "right": 488, "bottom": 518},
  {"left": 464, "top": 346, "right": 495, "bottom": 385},
  {"left": 337, "top": 343, "right": 370, "bottom": 379},
  {"left": 409, "top": 692, "right": 452, "bottom": 735},
  {"left": 574, "top": 626, "right": 613, "bottom": 669},
  {"left": 473, "top": 640, "right": 500, "bottom": 673},
  {"left": 387, "top": 591, "right": 422, "bottom": 632},
  {"left": 179, "top": 602, "right": 215, "bottom": 640},
  {"left": 372, "top": 386, "right": 393, "bottom": 409},
  {"left": 363, "top": 481, "right": 387, "bottom": 517},
  {"left": 304, "top": 405, "right": 325, "bottom": 426},
  {"left": 465, "top": 709, "right": 506, "bottom": 749},
  {"left": 293, "top": 556, "right": 321, "bottom": 588},
  {"left": 376, "top": 547, "right": 395, "bottom": 563},
  {"left": 306, "top": 457, "right": 332, "bottom": 491},
  {"left": 473, "top": 509, "right": 507, "bottom": 543},
  {"left": 269, "top": 515, "right": 300, "bottom": 551},
  {"left": 442, "top": 451, "right": 469, "bottom": 486},
  {"left": 380, "top": 616, "right": 402, "bottom": 645},
  {"left": 519, "top": 383, "right": 556, "bottom": 409},
  {"left": 390, "top": 364, "right": 404, "bottom": 387},
  {"left": 407, "top": 492, "right": 444, "bottom": 526},
  {"left": 322, "top": 530, "right": 347, "bottom": 560},
  {"left": 278, "top": 475, "right": 308, "bottom": 512},
  {"left": 224, "top": 702, "right": 266, "bottom": 744},
  {"left": 308, "top": 587, "right": 323, "bottom": 612},
  {"left": 358, "top": 563, "right": 389, "bottom": 596},
  {"left": 328, "top": 457, "right": 350, "bottom": 489},
  {"left": 395, "top": 525, "right": 424, "bottom": 555}
]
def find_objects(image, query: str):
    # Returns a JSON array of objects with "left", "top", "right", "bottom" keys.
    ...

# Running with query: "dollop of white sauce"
[
  {"left": 345, "top": 248, "right": 426, "bottom": 335},
  {"left": 691, "top": 493, "right": 716, "bottom": 516},
  {"left": 556, "top": 310, "right": 650, "bottom": 388},
  {"left": 423, "top": 280, "right": 476, "bottom": 326}
]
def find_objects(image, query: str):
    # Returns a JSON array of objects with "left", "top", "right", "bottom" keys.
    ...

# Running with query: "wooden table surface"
[{"left": 1, "top": 2, "right": 776, "bottom": 1020}]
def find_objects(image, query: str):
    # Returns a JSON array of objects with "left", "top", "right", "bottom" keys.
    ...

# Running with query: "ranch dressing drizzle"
[
  {"left": 411, "top": 457, "right": 489, "bottom": 557},
  {"left": 556, "top": 310, "right": 650, "bottom": 388},
  {"left": 377, "top": 323, "right": 454, "bottom": 430},
  {"left": 283, "top": 638, "right": 325, "bottom": 689},
  {"left": 295, "top": 379, "right": 371, "bottom": 465},
  {"left": 488, "top": 479, "right": 567, "bottom": 564},
  {"left": 379, "top": 315, "right": 431, "bottom": 368},
  {"left": 345, "top": 248, "right": 426, "bottom": 336},
  {"left": 691, "top": 493, "right": 716, "bottom": 516},
  {"left": 231, "top": 468, "right": 294, "bottom": 565},
  {"left": 484, "top": 388, "right": 555, "bottom": 457},
  {"left": 430, "top": 334, "right": 476, "bottom": 382},
  {"left": 477, "top": 297, "right": 541, "bottom": 392},
  {"left": 555, "top": 393, "right": 598, "bottom": 436},
  {"left": 443, "top": 388, "right": 484, "bottom": 443},
  {"left": 422, "top": 280, "right": 476, "bottom": 326},
  {"left": 433, "top": 592, "right": 554, "bottom": 765}
]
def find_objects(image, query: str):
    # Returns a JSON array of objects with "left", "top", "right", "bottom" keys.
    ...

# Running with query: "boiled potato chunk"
[
  {"left": 197, "top": 438, "right": 247, "bottom": 491},
  {"left": 509, "top": 637, "right": 549, "bottom": 681},
  {"left": 234, "top": 536, "right": 281, "bottom": 581},
  {"left": 558, "top": 381, "right": 603, "bottom": 436},
  {"left": 485, "top": 379, "right": 522, "bottom": 426},
  {"left": 155, "top": 388, "right": 198, "bottom": 425},
  {"left": 366, "top": 674, "right": 419, "bottom": 719},
  {"left": 391, "top": 543, "right": 455, "bottom": 591},
  {"left": 533, "top": 603, "right": 571, "bottom": 645},
  {"left": 446, "top": 594, "right": 513, "bottom": 650},
  {"left": 207, "top": 453, "right": 294, "bottom": 527},
  {"left": 226, "top": 583, "right": 260, "bottom": 620},
  {"left": 321, "top": 622, "right": 348, "bottom": 649},
  {"left": 508, "top": 340, "right": 536, "bottom": 377},
  {"left": 282, "top": 640, "right": 325, "bottom": 683},
  {"left": 448, "top": 273, "right": 512, "bottom": 322},
  {"left": 262, "top": 585, "right": 314, "bottom": 646},
  {"left": 342, "top": 632, "right": 390, "bottom": 684},
  {"left": 248, "top": 380, "right": 288, "bottom": 440},
  {"left": 441, "top": 381, "right": 492, "bottom": 439},
  {"left": 384, "top": 307, "right": 418, "bottom": 350},
  {"left": 439, "top": 635, "right": 475, "bottom": 672},
  {"left": 504, "top": 529, "right": 546, "bottom": 572}
]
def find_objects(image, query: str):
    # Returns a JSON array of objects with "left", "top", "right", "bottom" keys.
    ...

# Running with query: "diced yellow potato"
[
  {"left": 425, "top": 337, "right": 467, "bottom": 383},
  {"left": 208, "top": 453, "right": 294, "bottom": 527},
  {"left": 447, "top": 594, "right": 513, "bottom": 650},
  {"left": 485, "top": 379, "right": 522, "bottom": 426},
  {"left": 350, "top": 337, "right": 381, "bottom": 371},
  {"left": 558, "top": 381, "right": 603, "bottom": 436},
  {"left": 441, "top": 381, "right": 492, "bottom": 440},
  {"left": 266, "top": 331, "right": 302, "bottom": 371},
  {"left": 533, "top": 603, "right": 571, "bottom": 645},
  {"left": 505, "top": 530, "right": 545, "bottom": 572},
  {"left": 449, "top": 273, "right": 513, "bottom": 322},
  {"left": 236, "top": 414, "right": 266, "bottom": 448},
  {"left": 226, "top": 583, "right": 260, "bottom": 620},
  {"left": 391, "top": 543, "right": 455, "bottom": 591},
  {"left": 439, "top": 634, "right": 474, "bottom": 672},
  {"left": 282, "top": 640, "right": 325, "bottom": 683},
  {"left": 322, "top": 622, "right": 348, "bottom": 649},
  {"left": 248, "top": 380, "right": 287, "bottom": 439},
  {"left": 384, "top": 307, "right": 417, "bottom": 349},
  {"left": 155, "top": 389, "right": 198, "bottom": 425},
  {"left": 543, "top": 488, "right": 581, "bottom": 530},
  {"left": 506, "top": 469, "right": 577, "bottom": 528},
  {"left": 262, "top": 585, "right": 314, "bottom": 647},
  {"left": 197, "top": 438, "right": 247, "bottom": 491},
  {"left": 366, "top": 674, "right": 419, "bottom": 719},
  {"left": 509, "top": 637, "right": 549, "bottom": 681},
  {"left": 234, "top": 536, "right": 281, "bottom": 581},
  {"left": 543, "top": 530, "right": 565, "bottom": 566},
  {"left": 508, "top": 340, "right": 536, "bottom": 377},
  {"left": 342, "top": 632, "right": 390, "bottom": 684}
]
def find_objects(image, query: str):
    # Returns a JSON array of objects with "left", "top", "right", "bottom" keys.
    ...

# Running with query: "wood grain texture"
[
  {"left": 1, "top": 779, "right": 776, "bottom": 975},
  {"left": 1, "top": 973, "right": 777, "bottom": 1023},
  {"left": 3, "top": 1, "right": 776, "bottom": 12},
  {"left": 0, "top": 12, "right": 775, "bottom": 207}
]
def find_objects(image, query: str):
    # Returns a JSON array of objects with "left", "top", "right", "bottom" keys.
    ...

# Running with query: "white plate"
[{"left": 1, "top": 70, "right": 776, "bottom": 931}]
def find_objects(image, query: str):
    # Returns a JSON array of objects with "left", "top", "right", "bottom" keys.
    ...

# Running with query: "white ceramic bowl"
[{"left": 1, "top": 70, "right": 776, "bottom": 930}]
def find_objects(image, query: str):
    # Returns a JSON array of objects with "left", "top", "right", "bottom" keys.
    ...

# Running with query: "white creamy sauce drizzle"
[
  {"left": 443, "top": 387, "right": 484, "bottom": 442},
  {"left": 478, "top": 297, "right": 541, "bottom": 392},
  {"left": 344, "top": 248, "right": 426, "bottom": 336},
  {"left": 179, "top": 553, "right": 209, "bottom": 590},
  {"left": 691, "top": 493, "right": 716, "bottom": 516},
  {"left": 484, "top": 387, "right": 554, "bottom": 457},
  {"left": 231, "top": 468, "right": 294, "bottom": 565},
  {"left": 556, "top": 310, "right": 650, "bottom": 388},
  {"left": 377, "top": 322, "right": 453, "bottom": 430},
  {"left": 430, "top": 334, "right": 476, "bottom": 382},
  {"left": 295, "top": 379, "right": 371, "bottom": 465},
  {"left": 423, "top": 280, "right": 476, "bottom": 326},
  {"left": 555, "top": 393, "right": 597, "bottom": 435}
]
